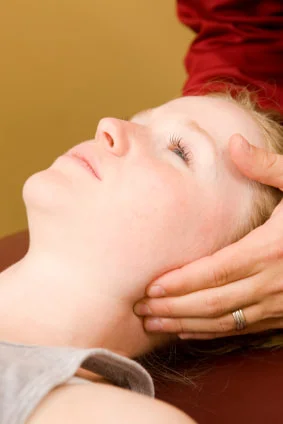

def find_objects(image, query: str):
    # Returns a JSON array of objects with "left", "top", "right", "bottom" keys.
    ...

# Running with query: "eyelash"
[
  {"left": 169, "top": 134, "right": 193, "bottom": 165},
  {"left": 118, "top": 120, "right": 192, "bottom": 165}
]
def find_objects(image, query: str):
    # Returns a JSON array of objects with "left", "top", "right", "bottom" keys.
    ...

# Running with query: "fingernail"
[
  {"left": 145, "top": 318, "right": 163, "bottom": 331},
  {"left": 240, "top": 137, "right": 252, "bottom": 153},
  {"left": 134, "top": 303, "right": 152, "bottom": 316},
  {"left": 178, "top": 333, "right": 191, "bottom": 340},
  {"left": 147, "top": 285, "right": 166, "bottom": 297}
]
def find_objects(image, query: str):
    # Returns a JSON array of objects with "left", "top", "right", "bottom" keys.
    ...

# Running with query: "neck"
[{"left": 0, "top": 250, "right": 171, "bottom": 358}]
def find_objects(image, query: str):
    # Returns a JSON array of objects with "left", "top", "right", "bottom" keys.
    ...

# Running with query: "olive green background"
[{"left": 0, "top": 0, "right": 194, "bottom": 238}]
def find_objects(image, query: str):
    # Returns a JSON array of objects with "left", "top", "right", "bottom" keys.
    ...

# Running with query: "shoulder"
[{"left": 27, "top": 381, "right": 196, "bottom": 424}]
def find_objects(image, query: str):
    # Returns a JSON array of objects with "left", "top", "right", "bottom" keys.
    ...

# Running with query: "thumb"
[{"left": 229, "top": 133, "right": 283, "bottom": 191}]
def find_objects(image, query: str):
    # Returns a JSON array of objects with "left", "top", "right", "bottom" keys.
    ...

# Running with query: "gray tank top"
[{"left": 0, "top": 341, "right": 154, "bottom": 424}]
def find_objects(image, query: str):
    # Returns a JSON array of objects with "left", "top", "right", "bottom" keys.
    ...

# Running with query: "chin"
[{"left": 22, "top": 168, "right": 73, "bottom": 212}]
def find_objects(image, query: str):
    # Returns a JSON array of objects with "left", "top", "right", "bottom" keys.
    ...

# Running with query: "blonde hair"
[
  {"left": 206, "top": 87, "right": 283, "bottom": 242},
  {"left": 135, "top": 86, "right": 283, "bottom": 386}
]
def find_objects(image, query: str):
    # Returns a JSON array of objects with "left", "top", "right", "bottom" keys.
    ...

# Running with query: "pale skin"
[
  {"left": 0, "top": 95, "right": 264, "bottom": 423},
  {"left": 134, "top": 133, "right": 283, "bottom": 340}
]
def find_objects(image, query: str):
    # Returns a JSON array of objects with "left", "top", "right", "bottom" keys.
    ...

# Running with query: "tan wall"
[{"left": 0, "top": 0, "right": 194, "bottom": 238}]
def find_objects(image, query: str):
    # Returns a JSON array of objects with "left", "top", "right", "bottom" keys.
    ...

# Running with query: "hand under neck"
[{"left": 0, "top": 250, "right": 172, "bottom": 358}]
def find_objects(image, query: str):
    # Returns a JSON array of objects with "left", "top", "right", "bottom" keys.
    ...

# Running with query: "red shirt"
[{"left": 177, "top": 0, "right": 283, "bottom": 115}]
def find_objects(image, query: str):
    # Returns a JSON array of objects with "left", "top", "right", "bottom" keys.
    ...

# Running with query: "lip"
[{"left": 66, "top": 152, "right": 101, "bottom": 180}]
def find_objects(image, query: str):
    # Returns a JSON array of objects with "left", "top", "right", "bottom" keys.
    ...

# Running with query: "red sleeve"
[{"left": 177, "top": 0, "right": 283, "bottom": 115}]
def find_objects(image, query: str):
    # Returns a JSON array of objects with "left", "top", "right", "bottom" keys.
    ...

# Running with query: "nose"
[{"left": 95, "top": 117, "right": 132, "bottom": 157}]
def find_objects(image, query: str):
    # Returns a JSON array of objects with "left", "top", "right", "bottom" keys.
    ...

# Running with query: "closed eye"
[{"left": 169, "top": 134, "right": 193, "bottom": 165}]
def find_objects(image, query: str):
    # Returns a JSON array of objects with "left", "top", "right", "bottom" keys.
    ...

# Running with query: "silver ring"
[{"left": 232, "top": 309, "right": 247, "bottom": 331}]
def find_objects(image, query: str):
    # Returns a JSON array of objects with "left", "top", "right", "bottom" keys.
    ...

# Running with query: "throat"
[{"left": 0, "top": 260, "right": 171, "bottom": 358}]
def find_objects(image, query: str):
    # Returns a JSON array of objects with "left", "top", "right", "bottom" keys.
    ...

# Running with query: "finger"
[
  {"left": 146, "top": 231, "right": 266, "bottom": 298},
  {"left": 136, "top": 278, "right": 262, "bottom": 318},
  {"left": 178, "top": 316, "right": 283, "bottom": 339},
  {"left": 229, "top": 134, "right": 283, "bottom": 191},
  {"left": 143, "top": 303, "right": 262, "bottom": 334}
]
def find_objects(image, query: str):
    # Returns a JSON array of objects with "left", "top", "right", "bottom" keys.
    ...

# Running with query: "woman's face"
[{"left": 23, "top": 96, "right": 265, "bottom": 298}]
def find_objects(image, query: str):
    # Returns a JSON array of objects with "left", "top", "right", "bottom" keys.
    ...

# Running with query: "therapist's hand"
[{"left": 134, "top": 134, "right": 283, "bottom": 339}]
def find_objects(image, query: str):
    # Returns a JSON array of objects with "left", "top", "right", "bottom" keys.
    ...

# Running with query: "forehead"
[{"left": 152, "top": 96, "right": 265, "bottom": 149}]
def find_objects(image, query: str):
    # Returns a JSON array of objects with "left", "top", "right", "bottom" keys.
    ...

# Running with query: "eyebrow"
[
  {"left": 186, "top": 120, "right": 218, "bottom": 155},
  {"left": 130, "top": 112, "right": 218, "bottom": 154}
]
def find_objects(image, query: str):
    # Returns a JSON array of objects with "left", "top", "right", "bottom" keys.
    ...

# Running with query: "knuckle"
[
  {"left": 164, "top": 298, "right": 176, "bottom": 316},
  {"left": 265, "top": 296, "right": 283, "bottom": 319},
  {"left": 262, "top": 151, "right": 278, "bottom": 171},
  {"left": 208, "top": 256, "right": 229, "bottom": 288},
  {"left": 271, "top": 243, "right": 283, "bottom": 261},
  {"left": 177, "top": 319, "right": 188, "bottom": 334},
  {"left": 258, "top": 302, "right": 270, "bottom": 320},
  {"left": 218, "top": 317, "right": 233, "bottom": 333},
  {"left": 255, "top": 277, "right": 270, "bottom": 298},
  {"left": 179, "top": 279, "right": 189, "bottom": 295},
  {"left": 269, "top": 277, "right": 283, "bottom": 295},
  {"left": 205, "top": 293, "right": 224, "bottom": 317},
  {"left": 177, "top": 268, "right": 191, "bottom": 293},
  {"left": 263, "top": 233, "right": 283, "bottom": 260}
]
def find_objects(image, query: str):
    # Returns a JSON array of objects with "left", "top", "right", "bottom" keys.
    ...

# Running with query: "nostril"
[{"left": 104, "top": 132, "right": 114, "bottom": 148}]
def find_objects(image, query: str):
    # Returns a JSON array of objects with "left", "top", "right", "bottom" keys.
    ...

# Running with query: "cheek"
[
  {"left": 81, "top": 165, "right": 193, "bottom": 275},
  {"left": 106, "top": 165, "right": 214, "bottom": 271}
]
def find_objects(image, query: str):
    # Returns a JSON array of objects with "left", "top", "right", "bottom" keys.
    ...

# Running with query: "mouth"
[{"left": 66, "top": 153, "right": 101, "bottom": 180}]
